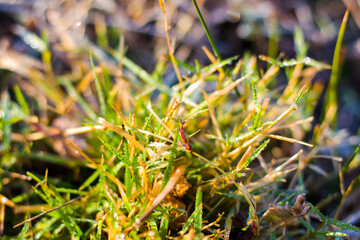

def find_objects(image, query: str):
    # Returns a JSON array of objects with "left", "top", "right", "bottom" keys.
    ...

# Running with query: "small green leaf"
[
  {"left": 125, "top": 167, "right": 133, "bottom": 198},
  {"left": 195, "top": 188, "right": 203, "bottom": 239},
  {"left": 326, "top": 218, "right": 360, "bottom": 233},
  {"left": 79, "top": 170, "right": 100, "bottom": 191},
  {"left": 182, "top": 204, "right": 203, "bottom": 234},
  {"left": 27, "top": 172, "right": 42, "bottom": 184},
  {"left": 324, "top": 9, "right": 349, "bottom": 127},
  {"left": 307, "top": 202, "right": 326, "bottom": 221},
  {"left": 96, "top": 216, "right": 104, "bottom": 240}
]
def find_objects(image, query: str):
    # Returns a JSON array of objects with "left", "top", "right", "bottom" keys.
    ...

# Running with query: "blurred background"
[{"left": 1, "top": 0, "right": 359, "bottom": 133}]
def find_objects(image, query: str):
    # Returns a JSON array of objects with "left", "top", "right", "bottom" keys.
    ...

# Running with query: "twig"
[{"left": 13, "top": 195, "right": 83, "bottom": 229}]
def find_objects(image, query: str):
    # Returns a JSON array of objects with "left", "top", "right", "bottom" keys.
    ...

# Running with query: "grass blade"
[
  {"left": 194, "top": 187, "right": 203, "bottom": 239},
  {"left": 16, "top": 221, "right": 30, "bottom": 240},
  {"left": 326, "top": 219, "right": 360, "bottom": 233},
  {"left": 161, "top": 131, "right": 179, "bottom": 190},
  {"left": 294, "top": 26, "right": 308, "bottom": 58},
  {"left": 307, "top": 201, "right": 326, "bottom": 221},
  {"left": 324, "top": 8, "right": 350, "bottom": 127},
  {"left": 61, "top": 78, "right": 98, "bottom": 120},
  {"left": 90, "top": 48, "right": 106, "bottom": 117},
  {"left": 341, "top": 143, "right": 360, "bottom": 175},
  {"left": 192, "top": 0, "right": 221, "bottom": 61},
  {"left": 13, "top": 85, "right": 30, "bottom": 115},
  {"left": 159, "top": 215, "right": 169, "bottom": 239},
  {"left": 79, "top": 170, "right": 100, "bottom": 191},
  {"left": 237, "top": 139, "right": 270, "bottom": 171}
]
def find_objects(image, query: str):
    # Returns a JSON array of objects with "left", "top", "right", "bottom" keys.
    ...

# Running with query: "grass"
[{"left": 0, "top": 1, "right": 360, "bottom": 239}]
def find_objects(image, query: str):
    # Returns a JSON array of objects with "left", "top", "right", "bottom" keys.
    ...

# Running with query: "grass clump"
[{"left": 0, "top": 1, "right": 359, "bottom": 239}]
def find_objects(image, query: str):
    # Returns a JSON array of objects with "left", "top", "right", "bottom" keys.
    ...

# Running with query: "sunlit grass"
[{"left": 0, "top": 1, "right": 359, "bottom": 239}]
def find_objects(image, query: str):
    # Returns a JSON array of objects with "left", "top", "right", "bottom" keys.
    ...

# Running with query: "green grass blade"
[
  {"left": 90, "top": 48, "right": 106, "bottom": 117},
  {"left": 113, "top": 161, "right": 126, "bottom": 176},
  {"left": 259, "top": 55, "right": 330, "bottom": 69},
  {"left": 251, "top": 112, "right": 262, "bottom": 131},
  {"left": 130, "top": 230, "right": 141, "bottom": 240},
  {"left": 79, "top": 170, "right": 100, "bottom": 191},
  {"left": 324, "top": 9, "right": 349, "bottom": 127},
  {"left": 307, "top": 202, "right": 326, "bottom": 221},
  {"left": 0, "top": 95, "right": 11, "bottom": 151},
  {"left": 149, "top": 219, "right": 161, "bottom": 240},
  {"left": 121, "top": 56, "right": 196, "bottom": 107},
  {"left": 17, "top": 221, "right": 30, "bottom": 240},
  {"left": 13, "top": 85, "right": 30, "bottom": 115},
  {"left": 56, "top": 188, "right": 87, "bottom": 195},
  {"left": 293, "top": 86, "right": 308, "bottom": 104},
  {"left": 298, "top": 218, "right": 326, "bottom": 240},
  {"left": 186, "top": 1, "right": 244, "bottom": 98},
  {"left": 194, "top": 187, "right": 203, "bottom": 239},
  {"left": 53, "top": 224, "right": 66, "bottom": 238},
  {"left": 294, "top": 26, "right": 308, "bottom": 58},
  {"left": 61, "top": 78, "right": 98, "bottom": 120},
  {"left": 34, "top": 217, "right": 58, "bottom": 239},
  {"left": 239, "top": 139, "right": 270, "bottom": 171},
  {"left": 268, "top": 17, "right": 279, "bottom": 67},
  {"left": 96, "top": 216, "right": 104, "bottom": 240},
  {"left": 182, "top": 205, "right": 202, "bottom": 234},
  {"left": 200, "top": 56, "right": 238, "bottom": 73},
  {"left": 251, "top": 78, "right": 259, "bottom": 105},
  {"left": 341, "top": 143, "right": 360, "bottom": 174},
  {"left": 175, "top": 58, "right": 197, "bottom": 73},
  {"left": 159, "top": 215, "right": 169, "bottom": 239},
  {"left": 250, "top": 78, "right": 262, "bottom": 130},
  {"left": 27, "top": 171, "right": 42, "bottom": 183},
  {"left": 99, "top": 156, "right": 106, "bottom": 196},
  {"left": 132, "top": 165, "right": 142, "bottom": 190},
  {"left": 34, "top": 184, "right": 84, "bottom": 237},
  {"left": 192, "top": 0, "right": 222, "bottom": 61},
  {"left": 11, "top": 193, "right": 31, "bottom": 204},
  {"left": 307, "top": 201, "right": 359, "bottom": 233},
  {"left": 121, "top": 56, "right": 171, "bottom": 94},
  {"left": 326, "top": 219, "right": 360, "bottom": 233}
]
